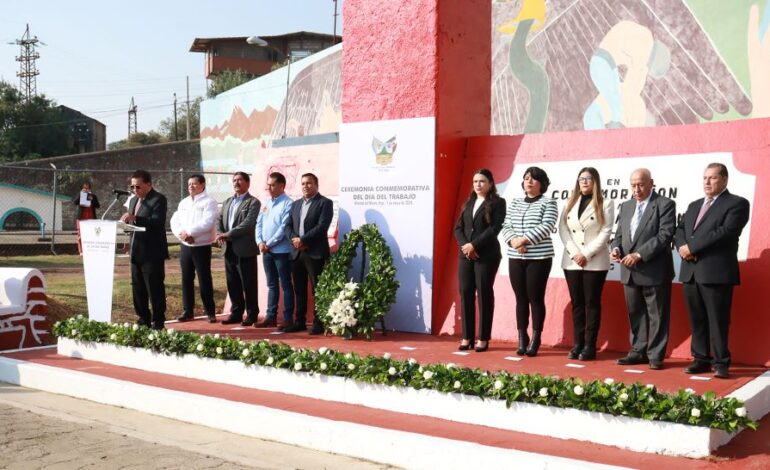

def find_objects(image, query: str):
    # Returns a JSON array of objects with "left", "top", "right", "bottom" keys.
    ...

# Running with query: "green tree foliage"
[
  {"left": 107, "top": 131, "right": 164, "bottom": 151},
  {"left": 207, "top": 69, "right": 253, "bottom": 98},
  {"left": 0, "top": 81, "right": 71, "bottom": 162},
  {"left": 158, "top": 97, "right": 202, "bottom": 141}
]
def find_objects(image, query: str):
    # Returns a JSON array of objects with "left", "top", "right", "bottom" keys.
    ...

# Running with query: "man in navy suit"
[
  {"left": 284, "top": 173, "right": 334, "bottom": 334},
  {"left": 674, "top": 163, "right": 750, "bottom": 379},
  {"left": 120, "top": 169, "right": 169, "bottom": 330}
]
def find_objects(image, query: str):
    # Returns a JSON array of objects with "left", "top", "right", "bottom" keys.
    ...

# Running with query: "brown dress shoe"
[{"left": 255, "top": 318, "right": 277, "bottom": 328}]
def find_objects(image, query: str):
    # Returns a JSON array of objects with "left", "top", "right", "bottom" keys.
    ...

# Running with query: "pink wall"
[{"left": 434, "top": 118, "right": 770, "bottom": 367}]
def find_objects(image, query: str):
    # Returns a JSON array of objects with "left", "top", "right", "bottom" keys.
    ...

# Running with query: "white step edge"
[
  {"left": 0, "top": 354, "right": 628, "bottom": 470},
  {"left": 56, "top": 338, "right": 769, "bottom": 457}
]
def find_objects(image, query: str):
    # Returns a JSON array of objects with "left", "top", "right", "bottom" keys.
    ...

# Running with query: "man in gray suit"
[
  {"left": 216, "top": 171, "right": 261, "bottom": 326},
  {"left": 611, "top": 168, "right": 676, "bottom": 370}
]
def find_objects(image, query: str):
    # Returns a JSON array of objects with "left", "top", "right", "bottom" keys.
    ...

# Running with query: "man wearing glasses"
[{"left": 120, "top": 169, "right": 169, "bottom": 330}]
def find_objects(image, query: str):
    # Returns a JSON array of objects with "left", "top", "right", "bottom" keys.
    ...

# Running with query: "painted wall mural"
[{"left": 492, "top": 0, "right": 770, "bottom": 135}]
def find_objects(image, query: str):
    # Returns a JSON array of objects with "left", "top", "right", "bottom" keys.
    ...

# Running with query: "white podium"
[{"left": 80, "top": 220, "right": 145, "bottom": 323}]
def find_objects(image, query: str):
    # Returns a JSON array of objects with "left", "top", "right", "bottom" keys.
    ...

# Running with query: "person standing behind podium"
[
  {"left": 674, "top": 163, "right": 750, "bottom": 379},
  {"left": 73, "top": 182, "right": 100, "bottom": 255},
  {"left": 501, "top": 167, "right": 558, "bottom": 357},
  {"left": 120, "top": 170, "right": 169, "bottom": 330},
  {"left": 559, "top": 167, "right": 614, "bottom": 361},
  {"left": 216, "top": 171, "right": 261, "bottom": 326},
  {"left": 170, "top": 174, "right": 219, "bottom": 324},
  {"left": 284, "top": 173, "right": 333, "bottom": 335},
  {"left": 454, "top": 169, "right": 506, "bottom": 353},
  {"left": 611, "top": 169, "right": 676, "bottom": 370}
]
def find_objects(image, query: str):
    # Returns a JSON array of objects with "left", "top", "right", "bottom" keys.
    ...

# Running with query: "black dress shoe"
[
  {"left": 649, "top": 360, "right": 663, "bottom": 370},
  {"left": 284, "top": 323, "right": 307, "bottom": 333},
  {"left": 206, "top": 315, "right": 217, "bottom": 324},
  {"left": 616, "top": 354, "right": 648, "bottom": 366},
  {"left": 221, "top": 317, "right": 243, "bottom": 325},
  {"left": 684, "top": 361, "right": 711, "bottom": 374},
  {"left": 458, "top": 341, "right": 473, "bottom": 351},
  {"left": 474, "top": 341, "right": 489, "bottom": 353},
  {"left": 241, "top": 318, "right": 256, "bottom": 327},
  {"left": 309, "top": 326, "right": 324, "bottom": 335},
  {"left": 567, "top": 345, "right": 583, "bottom": 360},
  {"left": 176, "top": 314, "right": 194, "bottom": 322},
  {"left": 714, "top": 365, "right": 730, "bottom": 379},
  {"left": 578, "top": 348, "right": 596, "bottom": 361}
]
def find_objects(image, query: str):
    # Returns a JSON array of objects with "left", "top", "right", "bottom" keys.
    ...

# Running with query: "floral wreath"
[{"left": 315, "top": 223, "right": 399, "bottom": 339}]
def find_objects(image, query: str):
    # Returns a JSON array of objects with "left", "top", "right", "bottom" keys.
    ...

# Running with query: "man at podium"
[{"left": 120, "top": 170, "right": 169, "bottom": 329}]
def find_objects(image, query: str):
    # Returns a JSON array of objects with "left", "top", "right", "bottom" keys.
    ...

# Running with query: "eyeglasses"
[
  {"left": 129, "top": 185, "right": 143, "bottom": 189},
  {"left": 577, "top": 176, "right": 593, "bottom": 183}
]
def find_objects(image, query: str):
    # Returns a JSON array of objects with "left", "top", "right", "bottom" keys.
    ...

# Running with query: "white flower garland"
[{"left": 327, "top": 281, "right": 360, "bottom": 336}]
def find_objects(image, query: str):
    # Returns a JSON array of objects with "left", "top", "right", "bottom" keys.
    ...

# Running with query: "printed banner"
[
  {"left": 499, "top": 152, "right": 755, "bottom": 281},
  {"left": 339, "top": 117, "right": 435, "bottom": 333},
  {"left": 80, "top": 220, "right": 117, "bottom": 322}
]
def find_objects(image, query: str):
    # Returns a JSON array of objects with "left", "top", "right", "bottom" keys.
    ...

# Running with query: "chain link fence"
[{"left": 0, "top": 166, "right": 234, "bottom": 256}]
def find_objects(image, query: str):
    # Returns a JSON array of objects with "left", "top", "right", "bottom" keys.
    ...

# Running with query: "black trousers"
[
  {"left": 131, "top": 259, "right": 166, "bottom": 328},
  {"left": 508, "top": 258, "right": 552, "bottom": 331},
  {"left": 224, "top": 248, "right": 258, "bottom": 321},
  {"left": 623, "top": 281, "right": 671, "bottom": 361},
  {"left": 684, "top": 282, "right": 733, "bottom": 367},
  {"left": 564, "top": 269, "right": 608, "bottom": 348},
  {"left": 458, "top": 256, "right": 501, "bottom": 341},
  {"left": 180, "top": 244, "right": 215, "bottom": 317},
  {"left": 291, "top": 251, "right": 326, "bottom": 325}
]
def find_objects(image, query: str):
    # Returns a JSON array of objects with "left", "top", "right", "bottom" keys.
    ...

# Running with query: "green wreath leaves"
[{"left": 315, "top": 224, "right": 399, "bottom": 339}]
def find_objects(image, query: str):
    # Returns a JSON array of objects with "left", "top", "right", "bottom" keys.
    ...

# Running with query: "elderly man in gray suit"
[
  {"left": 611, "top": 168, "right": 676, "bottom": 370},
  {"left": 216, "top": 171, "right": 261, "bottom": 326}
]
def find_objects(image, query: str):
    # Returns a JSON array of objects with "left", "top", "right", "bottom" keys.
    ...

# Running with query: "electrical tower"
[
  {"left": 14, "top": 24, "right": 41, "bottom": 101},
  {"left": 128, "top": 97, "right": 138, "bottom": 138}
]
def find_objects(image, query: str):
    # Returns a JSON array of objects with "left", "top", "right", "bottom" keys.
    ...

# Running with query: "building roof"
[{"left": 189, "top": 31, "right": 341, "bottom": 52}]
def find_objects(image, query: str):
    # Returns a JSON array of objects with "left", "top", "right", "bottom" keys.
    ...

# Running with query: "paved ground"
[{"left": 0, "top": 383, "right": 396, "bottom": 470}]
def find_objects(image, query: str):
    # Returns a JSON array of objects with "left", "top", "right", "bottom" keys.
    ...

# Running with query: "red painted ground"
[
  {"left": 3, "top": 347, "right": 768, "bottom": 469},
  {"left": 165, "top": 316, "right": 767, "bottom": 397}
]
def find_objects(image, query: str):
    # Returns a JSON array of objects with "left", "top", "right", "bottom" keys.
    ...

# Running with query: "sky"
[{"left": 0, "top": 0, "right": 344, "bottom": 144}]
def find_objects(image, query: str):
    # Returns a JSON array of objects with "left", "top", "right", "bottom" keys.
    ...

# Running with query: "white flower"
[
  {"left": 76, "top": 314, "right": 83, "bottom": 319},
  {"left": 132, "top": 324, "right": 139, "bottom": 331},
  {"left": 294, "top": 362, "right": 303, "bottom": 371},
  {"left": 494, "top": 380, "right": 503, "bottom": 390},
  {"left": 604, "top": 378, "right": 615, "bottom": 385},
  {"left": 482, "top": 372, "right": 488, "bottom": 377},
  {"left": 648, "top": 397, "right": 655, "bottom": 404},
  {"left": 122, "top": 322, "right": 129, "bottom": 328},
  {"left": 418, "top": 366, "right": 424, "bottom": 373},
  {"left": 196, "top": 344, "right": 204, "bottom": 352},
  {"left": 423, "top": 370, "right": 434, "bottom": 380},
  {"left": 216, "top": 347, "right": 223, "bottom": 355},
  {"left": 147, "top": 334, "right": 155, "bottom": 341},
  {"left": 619, "top": 392, "right": 629, "bottom": 402},
  {"left": 646, "top": 383, "right": 655, "bottom": 389},
  {"left": 388, "top": 367, "right": 397, "bottom": 375},
  {"left": 453, "top": 380, "right": 462, "bottom": 389},
  {"left": 266, "top": 356, "right": 274, "bottom": 365},
  {"left": 735, "top": 407, "right": 747, "bottom": 418},
  {"left": 71, "top": 329, "right": 77, "bottom": 335},
  {"left": 319, "top": 347, "right": 329, "bottom": 355},
  {"left": 574, "top": 385, "right": 584, "bottom": 396},
  {"left": 214, "top": 333, "right": 220, "bottom": 339},
  {"left": 408, "top": 358, "right": 417, "bottom": 365},
  {"left": 539, "top": 387, "right": 548, "bottom": 397},
  {"left": 685, "top": 388, "right": 695, "bottom": 394},
  {"left": 347, "top": 363, "right": 356, "bottom": 371},
  {"left": 167, "top": 328, "right": 175, "bottom": 335},
  {"left": 522, "top": 387, "right": 528, "bottom": 394},
  {"left": 345, "top": 353, "right": 353, "bottom": 360},
  {"left": 691, "top": 408, "right": 701, "bottom": 418},
  {"left": 320, "top": 362, "right": 328, "bottom": 371},
  {"left": 241, "top": 348, "right": 250, "bottom": 356},
  {"left": 446, "top": 363, "right": 456, "bottom": 369},
  {"left": 109, "top": 333, "right": 117, "bottom": 341},
  {"left": 383, "top": 352, "right": 391, "bottom": 360}
]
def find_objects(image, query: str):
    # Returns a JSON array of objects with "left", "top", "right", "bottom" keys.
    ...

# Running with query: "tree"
[
  {"left": 0, "top": 81, "right": 71, "bottom": 162},
  {"left": 158, "top": 97, "right": 202, "bottom": 141},
  {"left": 207, "top": 69, "right": 253, "bottom": 98},
  {"left": 107, "top": 131, "right": 164, "bottom": 150}
]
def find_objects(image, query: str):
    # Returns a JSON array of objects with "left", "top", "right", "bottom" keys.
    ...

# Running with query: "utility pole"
[
  {"left": 332, "top": 0, "right": 339, "bottom": 44},
  {"left": 128, "top": 97, "right": 138, "bottom": 139},
  {"left": 173, "top": 92, "right": 178, "bottom": 141},
  {"left": 14, "top": 24, "right": 41, "bottom": 101},
  {"left": 186, "top": 76, "right": 191, "bottom": 140}
]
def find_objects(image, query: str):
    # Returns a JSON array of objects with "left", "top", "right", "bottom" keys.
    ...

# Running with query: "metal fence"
[{"left": 0, "top": 166, "right": 234, "bottom": 257}]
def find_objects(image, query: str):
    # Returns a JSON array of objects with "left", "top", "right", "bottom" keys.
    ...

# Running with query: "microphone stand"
[{"left": 102, "top": 193, "right": 127, "bottom": 220}]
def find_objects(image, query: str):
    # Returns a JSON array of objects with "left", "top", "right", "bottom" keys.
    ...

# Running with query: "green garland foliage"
[
  {"left": 53, "top": 316, "right": 758, "bottom": 433},
  {"left": 315, "top": 224, "right": 399, "bottom": 339}
]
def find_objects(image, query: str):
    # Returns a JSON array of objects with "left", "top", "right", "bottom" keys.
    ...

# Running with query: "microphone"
[{"left": 113, "top": 189, "right": 131, "bottom": 197}]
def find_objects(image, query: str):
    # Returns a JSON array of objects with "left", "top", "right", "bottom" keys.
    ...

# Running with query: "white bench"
[{"left": 0, "top": 268, "right": 48, "bottom": 350}]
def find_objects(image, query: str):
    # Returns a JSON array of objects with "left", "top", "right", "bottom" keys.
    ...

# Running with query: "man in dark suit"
[
  {"left": 216, "top": 172, "right": 261, "bottom": 326},
  {"left": 284, "top": 173, "right": 334, "bottom": 334},
  {"left": 611, "top": 169, "right": 676, "bottom": 370},
  {"left": 120, "top": 170, "right": 169, "bottom": 330},
  {"left": 674, "top": 163, "right": 750, "bottom": 379}
]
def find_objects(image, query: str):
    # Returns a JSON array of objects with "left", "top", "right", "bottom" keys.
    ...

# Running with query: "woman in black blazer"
[{"left": 454, "top": 169, "right": 506, "bottom": 352}]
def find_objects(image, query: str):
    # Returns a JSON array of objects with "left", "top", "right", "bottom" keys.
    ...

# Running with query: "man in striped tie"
[
  {"left": 674, "top": 163, "right": 750, "bottom": 379},
  {"left": 611, "top": 169, "right": 676, "bottom": 370}
]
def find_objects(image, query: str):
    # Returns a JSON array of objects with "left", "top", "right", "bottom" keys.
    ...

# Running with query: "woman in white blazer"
[{"left": 559, "top": 167, "right": 614, "bottom": 361}]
